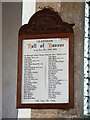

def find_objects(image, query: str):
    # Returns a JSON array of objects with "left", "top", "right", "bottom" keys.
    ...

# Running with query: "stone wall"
[{"left": 31, "top": 2, "right": 85, "bottom": 118}]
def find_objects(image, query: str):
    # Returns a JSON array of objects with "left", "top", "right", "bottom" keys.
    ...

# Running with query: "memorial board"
[{"left": 17, "top": 7, "right": 74, "bottom": 108}]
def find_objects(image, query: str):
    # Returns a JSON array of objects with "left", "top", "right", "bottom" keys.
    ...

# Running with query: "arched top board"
[
  {"left": 19, "top": 7, "right": 74, "bottom": 35},
  {"left": 17, "top": 7, "right": 74, "bottom": 109}
]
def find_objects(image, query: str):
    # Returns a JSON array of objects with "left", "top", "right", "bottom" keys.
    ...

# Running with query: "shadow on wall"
[{"left": 2, "top": 2, "right": 22, "bottom": 118}]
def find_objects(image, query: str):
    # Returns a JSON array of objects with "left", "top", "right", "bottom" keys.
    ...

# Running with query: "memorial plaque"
[{"left": 17, "top": 7, "right": 74, "bottom": 108}]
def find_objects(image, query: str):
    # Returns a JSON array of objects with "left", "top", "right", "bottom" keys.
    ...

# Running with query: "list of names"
[{"left": 21, "top": 38, "right": 69, "bottom": 103}]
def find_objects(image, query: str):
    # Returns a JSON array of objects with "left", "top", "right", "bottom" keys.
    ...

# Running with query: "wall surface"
[
  {"left": 2, "top": 2, "right": 22, "bottom": 118},
  {"left": 31, "top": 2, "right": 85, "bottom": 118},
  {"left": 2, "top": 2, "right": 85, "bottom": 119},
  {"left": 0, "top": 1, "right": 2, "bottom": 119}
]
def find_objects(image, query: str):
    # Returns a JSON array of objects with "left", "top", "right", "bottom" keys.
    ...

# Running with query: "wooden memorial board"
[{"left": 17, "top": 7, "right": 74, "bottom": 109}]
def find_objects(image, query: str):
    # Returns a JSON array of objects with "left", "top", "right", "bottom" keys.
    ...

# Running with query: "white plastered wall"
[{"left": 18, "top": 1, "right": 36, "bottom": 118}]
